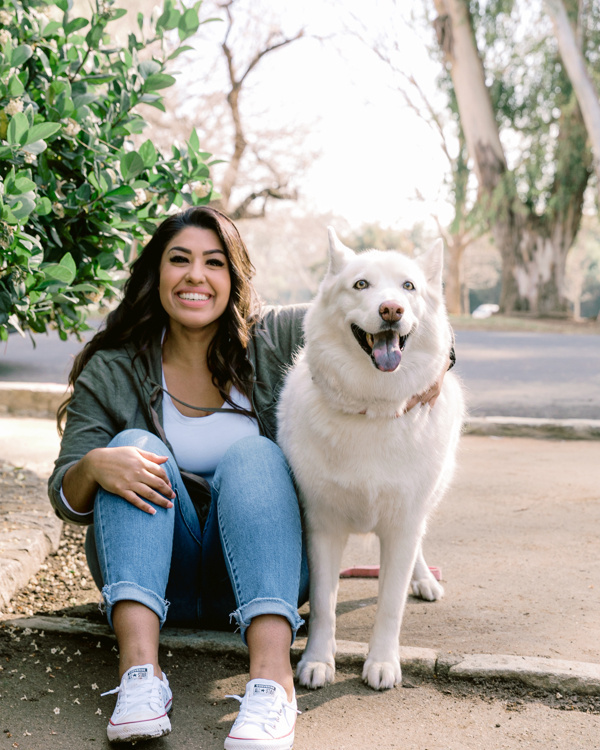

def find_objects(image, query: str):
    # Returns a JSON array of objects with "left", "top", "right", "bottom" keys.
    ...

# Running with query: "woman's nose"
[{"left": 186, "top": 261, "right": 206, "bottom": 284}]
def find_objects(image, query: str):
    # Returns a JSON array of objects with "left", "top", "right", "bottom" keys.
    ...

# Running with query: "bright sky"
[{"left": 187, "top": 0, "right": 454, "bottom": 231}]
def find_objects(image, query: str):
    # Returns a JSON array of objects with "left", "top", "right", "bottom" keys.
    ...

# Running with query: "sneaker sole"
[
  {"left": 224, "top": 737, "right": 294, "bottom": 750},
  {"left": 107, "top": 714, "right": 172, "bottom": 743}
]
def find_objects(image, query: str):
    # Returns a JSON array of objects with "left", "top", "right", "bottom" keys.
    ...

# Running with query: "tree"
[
  {"left": 0, "top": 0, "right": 216, "bottom": 341},
  {"left": 431, "top": 0, "right": 593, "bottom": 315},
  {"left": 545, "top": 0, "right": 600, "bottom": 207},
  {"left": 165, "top": 0, "right": 310, "bottom": 221}
]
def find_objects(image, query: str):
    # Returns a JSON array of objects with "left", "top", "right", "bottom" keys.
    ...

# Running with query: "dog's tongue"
[{"left": 371, "top": 331, "right": 402, "bottom": 372}]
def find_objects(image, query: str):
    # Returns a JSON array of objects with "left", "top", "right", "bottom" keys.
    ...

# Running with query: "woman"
[{"left": 49, "top": 206, "right": 446, "bottom": 748}]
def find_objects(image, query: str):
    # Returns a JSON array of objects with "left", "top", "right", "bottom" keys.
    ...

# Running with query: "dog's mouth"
[{"left": 351, "top": 324, "right": 409, "bottom": 372}]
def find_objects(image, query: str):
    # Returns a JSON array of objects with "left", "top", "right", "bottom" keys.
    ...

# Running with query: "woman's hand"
[
  {"left": 404, "top": 357, "right": 450, "bottom": 413},
  {"left": 84, "top": 446, "right": 176, "bottom": 515}
]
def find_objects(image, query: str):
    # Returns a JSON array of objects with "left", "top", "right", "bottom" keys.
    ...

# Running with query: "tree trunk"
[
  {"left": 444, "top": 236, "right": 467, "bottom": 314},
  {"left": 432, "top": 0, "right": 589, "bottom": 315},
  {"left": 546, "top": 0, "right": 600, "bottom": 207}
]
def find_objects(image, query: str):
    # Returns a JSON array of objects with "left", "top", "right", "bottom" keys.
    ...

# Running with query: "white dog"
[{"left": 277, "top": 228, "right": 464, "bottom": 691}]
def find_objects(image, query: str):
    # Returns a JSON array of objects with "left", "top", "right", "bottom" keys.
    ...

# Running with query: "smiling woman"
[{"left": 49, "top": 206, "right": 310, "bottom": 748}]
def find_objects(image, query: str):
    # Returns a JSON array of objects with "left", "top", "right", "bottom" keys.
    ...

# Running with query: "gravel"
[
  {"left": 9, "top": 525, "right": 101, "bottom": 619},
  {"left": 1, "top": 462, "right": 101, "bottom": 621}
]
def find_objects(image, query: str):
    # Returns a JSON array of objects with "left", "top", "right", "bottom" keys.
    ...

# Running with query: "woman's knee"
[
  {"left": 107, "top": 428, "right": 168, "bottom": 454},
  {"left": 215, "top": 435, "right": 288, "bottom": 483}
]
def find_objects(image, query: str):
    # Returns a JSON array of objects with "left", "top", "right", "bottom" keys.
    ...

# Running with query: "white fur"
[{"left": 277, "top": 229, "right": 465, "bottom": 691}]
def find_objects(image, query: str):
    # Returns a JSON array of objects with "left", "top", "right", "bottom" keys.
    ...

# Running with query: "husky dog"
[{"left": 277, "top": 228, "right": 464, "bottom": 691}]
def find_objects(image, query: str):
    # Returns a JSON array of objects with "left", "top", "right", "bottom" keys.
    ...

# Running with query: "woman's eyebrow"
[{"left": 166, "top": 246, "right": 225, "bottom": 255}]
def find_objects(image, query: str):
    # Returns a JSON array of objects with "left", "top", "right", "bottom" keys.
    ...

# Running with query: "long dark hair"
[{"left": 57, "top": 206, "right": 259, "bottom": 432}]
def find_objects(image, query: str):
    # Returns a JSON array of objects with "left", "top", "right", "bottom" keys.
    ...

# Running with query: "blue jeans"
[{"left": 85, "top": 429, "right": 308, "bottom": 643}]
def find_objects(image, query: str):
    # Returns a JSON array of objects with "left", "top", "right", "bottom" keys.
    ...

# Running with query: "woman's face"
[{"left": 159, "top": 226, "right": 232, "bottom": 333}]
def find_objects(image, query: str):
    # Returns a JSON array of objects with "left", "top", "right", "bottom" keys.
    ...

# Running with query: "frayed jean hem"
[
  {"left": 231, "top": 597, "right": 305, "bottom": 646},
  {"left": 101, "top": 581, "right": 169, "bottom": 631}
]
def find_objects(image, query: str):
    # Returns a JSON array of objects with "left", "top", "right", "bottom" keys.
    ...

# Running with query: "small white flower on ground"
[
  {"left": 5, "top": 98, "right": 23, "bottom": 116},
  {"left": 95, "top": 708, "right": 102, "bottom": 715},
  {"left": 91, "top": 683, "right": 98, "bottom": 690},
  {"left": 53, "top": 707, "right": 60, "bottom": 714}
]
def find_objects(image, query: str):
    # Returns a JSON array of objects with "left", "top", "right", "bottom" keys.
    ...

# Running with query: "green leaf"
[
  {"left": 167, "top": 45, "right": 194, "bottom": 61},
  {"left": 104, "top": 185, "right": 136, "bottom": 202},
  {"left": 14, "top": 176, "right": 36, "bottom": 192},
  {"left": 178, "top": 8, "right": 200, "bottom": 40},
  {"left": 110, "top": 8, "right": 128, "bottom": 21},
  {"left": 139, "top": 60, "right": 161, "bottom": 79},
  {"left": 41, "top": 20, "right": 63, "bottom": 37},
  {"left": 188, "top": 128, "right": 200, "bottom": 152},
  {"left": 22, "top": 140, "right": 48, "bottom": 156},
  {"left": 12, "top": 45, "right": 34, "bottom": 68},
  {"left": 43, "top": 254, "right": 76, "bottom": 285},
  {"left": 35, "top": 196, "right": 53, "bottom": 215},
  {"left": 24, "top": 122, "right": 61, "bottom": 145},
  {"left": 120, "top": 151, "right": 145, "bottom": 181},
  {"left": 65, "top": 17, "right": 89, "bottom": 34},
  {"left": 139, "top": 139, "right": 157, "bottom": 168},
  {"left": 8, "top": 75, "right": 25, "bottom": 98},
  {"left": 7, "top": 113, "right": 28, "bottom": 146},
  {"left": 143, "top": 73, "right": 176, "bottom": 91}
]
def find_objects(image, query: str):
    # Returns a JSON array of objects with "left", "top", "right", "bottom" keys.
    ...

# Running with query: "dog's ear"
[
  {"left": 327, "top": 227, "right": 355, "bottom": 275},
  {"left": 416, "top": 238, "right": 444, "bottom": 287}
]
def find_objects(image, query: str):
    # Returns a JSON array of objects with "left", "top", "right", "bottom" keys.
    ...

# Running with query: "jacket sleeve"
[
  {"left": 47, "top": 352, "right": 128, "bottom": 525},
  {"left": 252, "top": 303, "right": 309, "bottom": 367}
]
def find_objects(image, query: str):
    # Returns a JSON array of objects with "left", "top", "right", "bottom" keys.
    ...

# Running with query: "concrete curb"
[
  {"left": 0, "top": 511, "right": 62, "bottom": 612},
  {"left": 4, "top": 615, "right": 600, "bottom": 696},
  {"left": 0, "top": 382, "right": 67, "bottom": 419},
  {"left": 464, "top": 416, "right": 600, "bottom": 440},
  {"left": 2, "top": 381, "right": 600, "bottom": 440}
]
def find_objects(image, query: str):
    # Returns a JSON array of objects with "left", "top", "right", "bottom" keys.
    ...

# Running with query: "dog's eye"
[
  {"left": 403, "top": 281, "right": 415, "bottom": 291},
  {"left": 353, "top": 279, "right": 369, "bottom": 290}
]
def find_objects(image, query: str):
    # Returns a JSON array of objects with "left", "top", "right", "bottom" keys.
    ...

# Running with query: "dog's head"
[{"left": 316, "top": 228, "right": 445, "bottom": 373}]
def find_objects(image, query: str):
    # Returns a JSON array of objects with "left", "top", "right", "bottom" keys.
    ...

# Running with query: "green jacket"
[{"left": 48, "top": 304, "right": 308, "bottom": 526}]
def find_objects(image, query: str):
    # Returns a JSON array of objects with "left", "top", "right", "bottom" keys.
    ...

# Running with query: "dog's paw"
[
  {"left": 296, "top": 658, "right": 335, "bottom": 689},
  {"left": 362, "top": 657, "right": 401, "bottom": 690},
  {"left": 411, "top": 576, "right": 444, "bottom": 602}
]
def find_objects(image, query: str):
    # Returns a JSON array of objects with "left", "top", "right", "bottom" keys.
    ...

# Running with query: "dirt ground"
[
  {"left": 2, "top": 435, "right": 600, "bottom": 748},
  {"left": 0, "top": 624, "right": 599, "bottom": 750}
]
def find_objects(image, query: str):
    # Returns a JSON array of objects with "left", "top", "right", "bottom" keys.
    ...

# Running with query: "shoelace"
[
  {"left": 226, "top": 693, "right": 300, "bottom": 732},
  {"left": 101, "top": 677, "right": 164, "bottom": 713}
]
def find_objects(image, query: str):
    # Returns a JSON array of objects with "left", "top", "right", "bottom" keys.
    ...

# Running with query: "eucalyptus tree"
[{"left": 431, "top": 0, "right": 596, "bottom": 315}]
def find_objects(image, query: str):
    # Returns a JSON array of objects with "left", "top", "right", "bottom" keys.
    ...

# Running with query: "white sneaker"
[
  {"left": 224, "top": 678, "right": 299, "bottom": 750},
  {"left": 102, "top": 663, "right": 173, "bottom": 742}
]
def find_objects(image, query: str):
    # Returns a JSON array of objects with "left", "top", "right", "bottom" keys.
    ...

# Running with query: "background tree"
[
  {"left": 0, "top": 0, "right": 215, "bottom": 341},
  {"left": 153, "top": 0, "right": 312, "bottom": 221},
  {"left": 545, "top": 0, "right": 600, "bottom": 206},
  {"left": 430, "top": 0, "right": 595, "bottom": 316}
]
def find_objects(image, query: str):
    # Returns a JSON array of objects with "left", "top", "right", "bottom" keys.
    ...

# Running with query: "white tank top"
[{"left": 161, "top": 371, "right": 259, "bottom": 483}]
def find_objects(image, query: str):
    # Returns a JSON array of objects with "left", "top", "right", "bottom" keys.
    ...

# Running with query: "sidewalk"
[{"left": 1, "top": 385, "right": 599, "bottom": 699}]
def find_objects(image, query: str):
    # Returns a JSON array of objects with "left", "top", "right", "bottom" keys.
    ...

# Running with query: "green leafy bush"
[{"left": 0, "top": 0, "right": 216, "bottom": 340}]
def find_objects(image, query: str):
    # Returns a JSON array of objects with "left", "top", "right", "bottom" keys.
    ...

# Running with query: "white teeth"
[{"left": 179, "top": 292, "right": 209, "bottom": 301}]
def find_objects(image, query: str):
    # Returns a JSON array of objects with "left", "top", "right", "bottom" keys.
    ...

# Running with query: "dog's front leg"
[
  {"left": 297, "top": 527, "right": 348, "bottom": 689},
  {"left": 362, "top": 527, "right": 422, "bottom": 690}
]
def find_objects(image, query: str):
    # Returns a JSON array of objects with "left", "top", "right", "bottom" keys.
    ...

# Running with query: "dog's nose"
[{"left": 379, "top": 300, "right": 404, "bottom": 322}]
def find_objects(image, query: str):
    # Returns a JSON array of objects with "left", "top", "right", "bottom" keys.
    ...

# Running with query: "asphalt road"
[{"left": 1, "top": 327, "right": 600, "bottom": 419}]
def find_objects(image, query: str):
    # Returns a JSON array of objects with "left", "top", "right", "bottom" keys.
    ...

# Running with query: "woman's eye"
[
  {"left": 207, "top": 258, "right": 226, "bottom": 267},
  {"left": 170, "top": 254, "right": 188, "bottom": 264},
  {"left": 403, "top": 281, "right": 415, "bottom": 291},
  {"left": 353, "top": 279, "right": 369, "bottom": 290}
]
